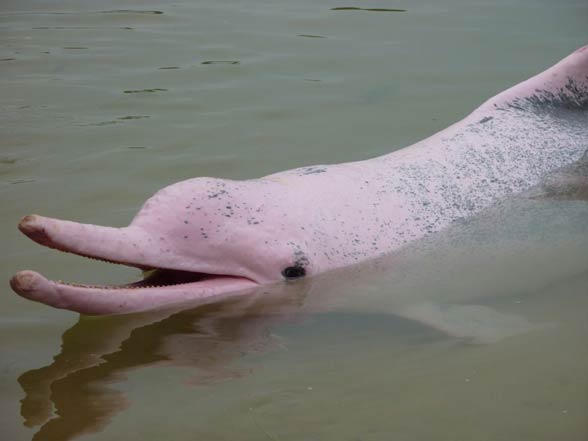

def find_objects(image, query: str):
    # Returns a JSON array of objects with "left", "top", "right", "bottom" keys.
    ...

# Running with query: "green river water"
[{"left": 1, "top": 1, "right": 587, "bottom": 440}]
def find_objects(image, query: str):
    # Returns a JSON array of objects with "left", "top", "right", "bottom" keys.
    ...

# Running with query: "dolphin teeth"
[
  {"left": 50, "top": 268, "right": 215, "bottom": 291},
  {"left": 79, "top": 253, "right": 152, "bottom": 270}
]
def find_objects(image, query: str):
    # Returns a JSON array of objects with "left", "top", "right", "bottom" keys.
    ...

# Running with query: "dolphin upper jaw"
[
  {"left": 17, "top": 215, "right": 158, "bottom": 269},
  {"left": 16, "top": 214, "right": 260, "bottom": 277}
]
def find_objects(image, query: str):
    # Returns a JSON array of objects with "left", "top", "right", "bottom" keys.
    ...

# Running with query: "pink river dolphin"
[{"left": 10, "top": 45, "right": 588, "bottom": 315}]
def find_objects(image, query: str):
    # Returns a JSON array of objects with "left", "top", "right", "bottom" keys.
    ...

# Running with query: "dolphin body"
[{"left": 10, "top": 46, "right": 588, "bottom": 316}]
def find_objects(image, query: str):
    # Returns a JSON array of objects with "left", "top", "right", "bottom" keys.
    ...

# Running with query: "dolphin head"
[
  {"left": 10, "top": 177, "right": 317, "bottom": 314},
  {"left": 126, "top": 177, "right": 315, "bottom": 283}
]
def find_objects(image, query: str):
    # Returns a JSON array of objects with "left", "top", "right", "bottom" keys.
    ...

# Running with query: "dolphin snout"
[
  {"left": 10, "top": 270, "right": 38, "bottom": 294},
  {"left": 18, "top": 215, "right": 54, "bottom": 247}
]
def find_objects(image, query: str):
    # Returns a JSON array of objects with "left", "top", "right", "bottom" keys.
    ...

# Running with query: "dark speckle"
[
  {"left": 505, "top": 78, "right": 588, "bottom": 113},
  {"left": 478, "top": 116, "right": 494, "bottom": 124},
  {"left": 208, "top": 189, "right": 228, "bottom": 199},
  {"left": 301, "top": 166, "right": 328, "bottom": 175},
  {"left": 292, "top": 250, "right": 310, "bottom": 268}
]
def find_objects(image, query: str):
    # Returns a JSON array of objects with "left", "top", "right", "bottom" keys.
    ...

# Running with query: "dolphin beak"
[
  {"left": 10, "top": 215, "right": 258, "bottom": 315},
  {"left": 17, "top": 215, "right": 154, "bottom": 267}
]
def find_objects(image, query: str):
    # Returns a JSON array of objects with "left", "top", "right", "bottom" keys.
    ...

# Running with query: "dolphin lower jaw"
[{"left": 10, "top": 270, "right": 258, "bottom": 315}]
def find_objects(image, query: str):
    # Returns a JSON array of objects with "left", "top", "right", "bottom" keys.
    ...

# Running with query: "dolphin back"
[
  {"left": 477, "top": 45, "right": 588, "bottom": 114},
  {"left": 374, "top": 45, "right": 588, "bottom": 241}
]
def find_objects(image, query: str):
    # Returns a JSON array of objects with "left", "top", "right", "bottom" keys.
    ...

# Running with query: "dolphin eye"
[{"left": 282, "top": 265, "right": 306, "bottom": 280}]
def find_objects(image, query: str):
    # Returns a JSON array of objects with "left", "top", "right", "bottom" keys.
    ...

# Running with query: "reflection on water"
[{"left": 17, "top": 286, "right": 311, "bottom": 441}]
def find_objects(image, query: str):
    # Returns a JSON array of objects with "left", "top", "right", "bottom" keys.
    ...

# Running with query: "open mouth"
[
  {"left": 124, "top": 268, "right": 213, "bottom": 289},
  {"left": 10, "top": 215, "right": 258, "bottom": 315},
  {"left": 40, "top": 267, "right": 218, "bottom": 291}
]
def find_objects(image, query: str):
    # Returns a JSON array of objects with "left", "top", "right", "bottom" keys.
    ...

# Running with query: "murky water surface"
[{"left": 1, "top": 1, "right": 587, "bottom": 440}]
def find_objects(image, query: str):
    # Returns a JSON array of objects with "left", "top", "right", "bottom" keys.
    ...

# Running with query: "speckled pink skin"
[{"left": 10, "top": 46, "right": 588, "bottom": 315}]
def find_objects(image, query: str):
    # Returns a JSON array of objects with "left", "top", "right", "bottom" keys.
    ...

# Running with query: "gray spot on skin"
[
  {"left": 293, "top": 250, "right": 310, "bottom": 268},
  {"left": 300, "top": 166, "right": 328, "bottom": 175},
  {"left": 478, "top": 116, "right": 494, "bottom": 124},
  {"left": 506, "top": 77, "right": 588, "bottom": 113}
]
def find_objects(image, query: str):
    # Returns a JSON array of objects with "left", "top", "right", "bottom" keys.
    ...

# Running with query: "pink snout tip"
[
  {"left": 18, "top": 215, "right": 53, "bottom": 246},
  {"left": 10, "top": 270, "right": 43, "bottom": 297}
]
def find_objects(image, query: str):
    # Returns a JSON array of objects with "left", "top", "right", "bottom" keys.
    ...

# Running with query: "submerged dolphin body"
[{"left": 10, "top": 46, "right": 588, "bottom": 315}]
